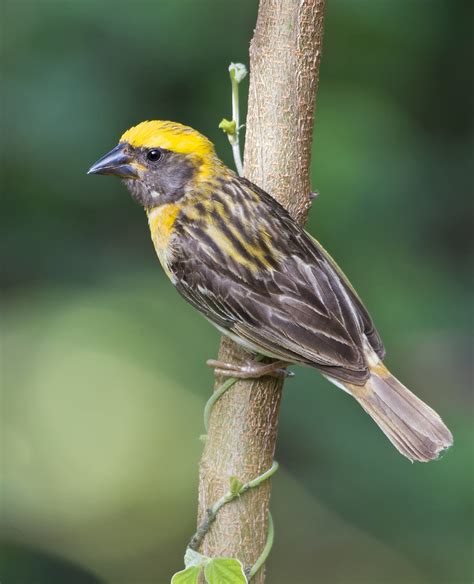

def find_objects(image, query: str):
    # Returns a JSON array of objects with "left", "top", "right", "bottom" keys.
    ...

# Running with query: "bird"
[{"left": 88, "top": 119, "right": 453, "bottom": 462}]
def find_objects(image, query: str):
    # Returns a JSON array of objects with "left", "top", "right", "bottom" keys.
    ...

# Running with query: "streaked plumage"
[{"left": 88, "top": 120, "right": 453, "bottom": 462}]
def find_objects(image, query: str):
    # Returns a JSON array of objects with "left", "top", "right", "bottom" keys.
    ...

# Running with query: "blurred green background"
[{"left": 2, "top": 0, "right": 473, "bottom": 583}]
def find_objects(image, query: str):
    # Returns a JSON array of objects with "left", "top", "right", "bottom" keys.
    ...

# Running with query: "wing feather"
[{"left": 170, "top": 177, "right": 384, "bottom": 384}]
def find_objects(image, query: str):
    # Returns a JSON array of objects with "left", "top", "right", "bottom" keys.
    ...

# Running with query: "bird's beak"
[{"left": 87, "top": 144, "right": 140, "bottom": 179}]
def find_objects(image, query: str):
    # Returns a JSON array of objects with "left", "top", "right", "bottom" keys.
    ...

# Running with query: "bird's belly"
[{"left": 207, "top": 319, "right": 284, "bottom": 360}]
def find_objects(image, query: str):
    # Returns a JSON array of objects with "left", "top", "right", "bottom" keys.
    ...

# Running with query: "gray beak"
[{"left": 87, "top": 144, "right": 139, "bottom": 179}]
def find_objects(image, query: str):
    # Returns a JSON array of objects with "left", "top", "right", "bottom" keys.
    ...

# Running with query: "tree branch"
[{"left": 197, "top": 1, "right": 326, "bottom": 580}]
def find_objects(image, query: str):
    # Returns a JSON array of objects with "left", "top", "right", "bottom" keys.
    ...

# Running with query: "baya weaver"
[{"left": 88, "top": 120, "right": 453, "bottom": 462}]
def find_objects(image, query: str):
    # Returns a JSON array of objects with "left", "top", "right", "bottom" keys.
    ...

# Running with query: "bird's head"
[{"left": 88, "top": 120, "right": 223, "bottom": 207}]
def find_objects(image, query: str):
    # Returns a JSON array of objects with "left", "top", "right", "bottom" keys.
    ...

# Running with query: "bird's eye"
[{"left": 147, "top": 149, "right": 162, "bottom": 162}]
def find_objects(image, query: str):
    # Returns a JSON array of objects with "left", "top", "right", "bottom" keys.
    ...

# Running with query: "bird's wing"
[
  {"left": 171, "top": 178, "right": 384, "bottom": 384},
  {"left": 302, "top": 231, "right": 385, "bottom": 360}
]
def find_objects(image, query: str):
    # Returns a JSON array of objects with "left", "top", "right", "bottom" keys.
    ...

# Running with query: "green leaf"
[
  {"left": 184, "top": 547, "right": 208, "bottom": 568},
  {"left": 218, "top": 118, "right": 237, "bottom": 135},
  {"left": 171, "top": 566, "right": 201, "bottom": 584},
  {"left": 204, "top": 558, "right": 248, "bottom": 584},
  {"left": 229, "top": 476, "right": 244, "bottom": 497}
]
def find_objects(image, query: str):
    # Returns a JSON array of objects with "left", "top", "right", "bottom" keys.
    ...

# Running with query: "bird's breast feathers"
[{"left": 147, "top": 203, "right": 181, "bottom": 281}]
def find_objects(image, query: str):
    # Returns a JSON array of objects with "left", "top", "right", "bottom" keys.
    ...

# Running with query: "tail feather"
[{"left": 336, "top": 363, "right": 453, "bottom": 462}]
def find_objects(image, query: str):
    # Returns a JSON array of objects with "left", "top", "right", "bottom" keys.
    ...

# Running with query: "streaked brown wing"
[
  {"left": 171, "top": 177, "right": 384, "bottom": 384},
  {"left": 175, "top": 249, "right": 367, "bottom": 383},
  {"left": 239, "top": 176, "right": 385, "bottom": 361},
  {"left": 302, "top": 231, "right": 385, "bottom": 360}
]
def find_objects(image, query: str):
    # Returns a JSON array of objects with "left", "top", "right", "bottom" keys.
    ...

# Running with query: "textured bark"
[{"left": 197, "top": 1, "right": 325, "bottom": 580}]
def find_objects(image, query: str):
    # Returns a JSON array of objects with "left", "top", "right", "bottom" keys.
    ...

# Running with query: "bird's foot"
[{"left": 206, "top": 358, "right": 293, "bottom": 380}]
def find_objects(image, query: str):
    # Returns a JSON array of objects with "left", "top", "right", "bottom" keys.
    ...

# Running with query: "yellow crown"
[{"left": 120, "top": 120, "right": 215, "bottom": 158}]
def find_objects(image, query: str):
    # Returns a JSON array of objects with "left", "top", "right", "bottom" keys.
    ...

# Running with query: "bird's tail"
[{"left": 332, "top": 361, "right": 453, "bottom": 462}]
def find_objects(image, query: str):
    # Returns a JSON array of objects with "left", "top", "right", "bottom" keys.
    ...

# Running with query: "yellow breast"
[{"left": 147, "top": 203, "right": 180, "bottom": 280}]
